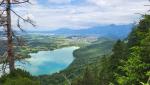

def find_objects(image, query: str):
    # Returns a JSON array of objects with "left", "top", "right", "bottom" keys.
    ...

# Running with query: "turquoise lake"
[{"left": 16, "top": 46, "right": 79, "bottom": 76}]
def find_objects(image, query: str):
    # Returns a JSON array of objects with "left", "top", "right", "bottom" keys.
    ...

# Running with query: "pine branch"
[{"left": 10, "top": 9, "right": 36, "bottom": 27}]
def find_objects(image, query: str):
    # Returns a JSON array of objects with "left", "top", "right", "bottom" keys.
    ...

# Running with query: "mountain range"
[
  {"left": 50, "top": 24, "right": 133, "bottom": 39},
  {"left": 7, "top": 24, "right": 133, "bottom": 39}
]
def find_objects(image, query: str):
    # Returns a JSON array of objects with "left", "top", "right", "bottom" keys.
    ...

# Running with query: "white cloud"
[
  {"left": 48, "top": 0, "right": 71, "bottom": 4},
  {"left": 11, "top": 0, "right": 150, "bottom": 30}
]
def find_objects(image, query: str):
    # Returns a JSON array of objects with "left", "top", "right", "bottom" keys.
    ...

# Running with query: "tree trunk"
[{"left": 6, "top": 0, "right": 15, "bottom": 72}]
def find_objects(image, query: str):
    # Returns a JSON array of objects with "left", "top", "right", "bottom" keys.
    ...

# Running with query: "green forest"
[{"left": 71, "top": 15, "right": 150, "bottom": 85}]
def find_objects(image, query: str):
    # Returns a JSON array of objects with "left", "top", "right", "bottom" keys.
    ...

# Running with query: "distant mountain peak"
[{"left": 50, "top": 24, "right": 133, "bottom": 39}]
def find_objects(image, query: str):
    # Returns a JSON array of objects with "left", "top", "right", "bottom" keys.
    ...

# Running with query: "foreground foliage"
[{"left": 0, "top": 69, "right": 40, "bottom": 85}]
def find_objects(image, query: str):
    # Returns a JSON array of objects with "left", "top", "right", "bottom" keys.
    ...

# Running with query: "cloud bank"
[{"left": 12, "top": 0, "right": 149, "bottom": 30}]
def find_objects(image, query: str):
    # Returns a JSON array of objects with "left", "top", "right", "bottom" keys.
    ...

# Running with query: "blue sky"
[{"left": 12, "top": 0, "right": 149, "bottom": 30}]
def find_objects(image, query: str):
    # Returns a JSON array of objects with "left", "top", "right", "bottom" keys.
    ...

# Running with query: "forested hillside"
[{"left": 71, "top": 15, "right": 150, "bottom": 85}]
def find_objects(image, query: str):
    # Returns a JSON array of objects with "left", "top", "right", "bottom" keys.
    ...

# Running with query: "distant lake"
[{"left": 16, "top": 46, "right": 79, "bottom": 76}]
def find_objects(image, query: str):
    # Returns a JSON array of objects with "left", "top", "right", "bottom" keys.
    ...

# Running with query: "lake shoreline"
[
  {"left": 0, "top": 46, "right": 80, "bottom": 77},
  {"left": 17, "top": 46, "right": 80, "bottom": 76}
]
